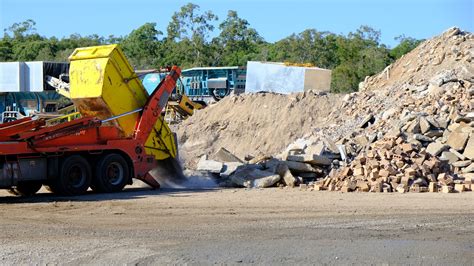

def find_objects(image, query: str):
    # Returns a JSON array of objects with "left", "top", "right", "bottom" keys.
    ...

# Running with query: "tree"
[
  {"left": 0, "top": 14, "right": 421, "bottom": 95},
  {"left": 166, "top": 3, "right": 217, "bottom": 66},
  {"left": 331, "top": 26, "right": 391, "bottom": 92},
  {"left": 214, "top": 10, "right": 262, "bottom": 65},
  {"left": 121, "top": 23, "right": 162, "bottom": 69},
  {"left": 0, "top": 38, "right": 13, "bottom": 61},
  {"left": 390, "top": 35, "right": 422, "bottom": 59},
  {"left": 5, "top": 19, "right": 37, "bottom": 39}
]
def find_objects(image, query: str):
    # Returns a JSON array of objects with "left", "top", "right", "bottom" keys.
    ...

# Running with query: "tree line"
[{"left": 0, "top": 3, "right": 422, "bottom": 93}]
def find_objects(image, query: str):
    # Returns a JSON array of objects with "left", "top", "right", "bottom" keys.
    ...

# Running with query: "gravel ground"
[{"left": 0, "top": 187, "right": 473, "bottom": 265}]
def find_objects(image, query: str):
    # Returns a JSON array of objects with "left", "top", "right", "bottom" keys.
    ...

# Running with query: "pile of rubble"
[
  {"left": 183, "top": 27, "right": 474, "bottom": 193},
  {"left": 321, "top": 135, "right": 471, "bottom": 193},
  {"left": 196, "top": 146, "right": 333, "bottom": 189}
]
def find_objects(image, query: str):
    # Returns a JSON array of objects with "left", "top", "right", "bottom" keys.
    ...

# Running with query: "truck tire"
[
  {"left": 92, "top": 153, "right": 129, "bottom": 193},
  {"left": 8, "top": 181, "right": 42, "bottom": 196},
  {"left": 50, "top": 155, "right": 92, "bottom": 196}
]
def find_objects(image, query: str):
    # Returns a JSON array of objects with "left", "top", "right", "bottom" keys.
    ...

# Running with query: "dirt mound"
[
  {"left": 359, "top": 27, "right": 473, "bottom": 91},
  {"left": 176, "top": 92, "right": 342, "bottom": 168},
  {"left": 176, "top": 27, "right": 473, "bottom": 176}
]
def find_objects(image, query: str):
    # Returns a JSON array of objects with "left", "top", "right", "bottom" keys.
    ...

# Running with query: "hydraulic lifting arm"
[{"left": 134, "top": 66, "right": 181, "bottom": 159}]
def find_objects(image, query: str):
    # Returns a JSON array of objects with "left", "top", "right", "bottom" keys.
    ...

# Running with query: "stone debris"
[{"left": 183, "top": 27, "right": 473, "bottom": 193}]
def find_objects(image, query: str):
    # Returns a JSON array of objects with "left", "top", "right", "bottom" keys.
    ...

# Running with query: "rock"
[
  {"left": 230, "top": 167, "right": 280, "bottom": 188},
  {"left": 440, "top": 151, "right": 459, "bottom": 164},
  {"left": 359, "top": 114, "right": 375, "bottom": 128},
  {"left": 429, "top": 70, "right": 456, "bottom": 87},
  {"left": 284, "top": 160, "right": 317, "bottom": 173},
  {"left": 413, "top": 134, "right": 433, "bottom": 142},
  {"left": 454, "top": 113, "right": 474, "bottom": 123},
  {"left": 449, "top": 148, "right": 466, "bottom": 160},
  {"left": 286, "top": 154, "right": 332, "bottom": 166},
  {"left": 321, "top": 137, "right": 340, "bottom": 154},
  {"left": 197, "top": 155, "right": 223, "bottom": 173},
  {"left": 354, "top": 135, "right": 369, "bottom": 146},
  {"left": 220, "top": 162, "right": 244, "bottom": 177},
  {"left": 427, "top": 84, "right": 445, "bottom": 96},
  {"left": 264, "top": 158, "right": 281, "bottom": 173},
  {"left": 276, "top": 163, "right": 297, "bottom": 187},
  {"left": 454, "top": 184, "right": 466, "bottom": 192},
  {"left": 424, "top": 129, "right": 444, "bottom": 138},
  {"left": 463, "top": 136, "right": 474, "bottom": 160},
  {"left": 337, "top": 144, "right": 348, "bottom": 161},
  {"left": 419, "top": 117, "right": 431, "bottom": 134},
  {"left": 385, "top": 127, "right": 401, "bottom": 138},
  {"left": 425, "top": 117, "right": 442, "bottom": 128},
  {"left": 463, "top": 163, "right": 474, "bottom": 173},
  {"left": 406, "top": 119, "right": 421, "bottom": 134},
  {"left": 452, "top": 160, "right": 472, "bottom": 168},
  {"left": 305, "top": 142, "right": 325, "bottom": 156},
  {"left": 446, "top": 132, "right": 469, "bottom": 151},
  {"left": 382, "top": 108, "right": 398, "bottom": 120},
  {"left": 213, "top": 147, "right": 244, "bottom": 163},
  {"left": 298, "top": 172, "right": 317, "bottom": 180},
  {"left": 250, "top": 174, "right": 281, "bottom": 188},
  {"left": 426, "top": 142, "right": 449, "bottom": 156}
]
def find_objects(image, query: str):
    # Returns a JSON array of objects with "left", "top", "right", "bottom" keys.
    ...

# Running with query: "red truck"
[{"left": 0, "top": 64, "right": 181, "bottom": 196}]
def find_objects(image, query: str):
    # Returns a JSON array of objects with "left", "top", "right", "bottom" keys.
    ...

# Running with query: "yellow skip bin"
[{"left": 68, "top": 44, "right": 148, "bottom": 137}]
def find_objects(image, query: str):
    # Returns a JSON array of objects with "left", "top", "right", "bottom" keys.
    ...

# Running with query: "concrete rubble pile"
[{"left": 189, "top": 27, "right": 474, "bottom": 193}]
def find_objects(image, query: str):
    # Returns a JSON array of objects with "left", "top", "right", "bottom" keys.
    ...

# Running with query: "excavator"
[{"left": 0, "top": 44, "right": 183, "bottom": 196}]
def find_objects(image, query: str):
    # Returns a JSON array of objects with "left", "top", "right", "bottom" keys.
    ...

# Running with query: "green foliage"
[
  {"left": 390, "top": 35, "right": 423, "bottom": 60},
  {"left": 0, "top": 5, "right": 422, "bottom": 94},
  {"left": 165, "top": 3, "right": 217, "bottom": 67},
  {"left": 121, "top": 22, "right": 161, "bottom": 69},
  {"left": 330, "top": 26, "right": 392, "bottom": 92},
  {"left": 213, "top": 10, "right": 262, "bottom": 66}
]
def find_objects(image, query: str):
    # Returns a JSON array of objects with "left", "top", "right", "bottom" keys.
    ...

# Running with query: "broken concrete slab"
[
  {"left": 440, "top": 151, "right": 459, "bottom": 164},
  {"left": 406, "top": 119, "right": 421, "bottom": 134},
  {"left": 449, "top": 148, "right": 466, "bottom": 160},
  {"left": 419, "top": 117, "right": 431, "bottom": 134},
  {"left": 462, "top": 163, "right": 474, "bottom": 173},
  {"left": 220, "top": 162, "right": 244, "bottom": 177},
  {"left": 446, "top": 132, "right": 469, "bottom": 151},
  {"left": 197, "top": 155, "right": 224, "bottom": 173},
  {"left": 426, "top": 142, "right": 449, "bottom": 156},
  {"left": 305, "top": 142, "right": 325, "bottom": 156},
  {"left": 213, "top": 147, "right": 244, "bottom": 163},
  {"left": 276, "top": 163, "right": 297, "bottom": 187},
  {"left": 463, "top": 136, "right": 474, "bottom": 160},
  {"left": 413, "top": 134, "right": 433, "bottom": 142},
  {"left": 284, "top": 160, "right": 318, "bottom": 173},
  {"left": 230, "top": 167, "right": 281, "bottom": 188},
  {"left": 286, "top": 153, "right": 332, "bottom": 166},
  {"left": 249, "top": 174, "right": 281, "bottom": 188},
  {"left": 452, "top": 160, "right": 472, "bottom": 168}
]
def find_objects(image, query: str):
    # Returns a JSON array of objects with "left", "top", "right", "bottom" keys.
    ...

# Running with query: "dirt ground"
[{"left": 0, "top": 186, "right": 473, "bottom": 265}]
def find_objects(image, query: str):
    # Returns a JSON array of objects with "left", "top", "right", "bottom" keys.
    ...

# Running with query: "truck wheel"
[
  {"left": 8, "top": 181, "right": 42, "bottom": 196},
  {"left": 92, "top": 153, "right": 129, "bottom": 193},
  {"left": 52, "top": 155, "right": 92, "bottom": 196}
]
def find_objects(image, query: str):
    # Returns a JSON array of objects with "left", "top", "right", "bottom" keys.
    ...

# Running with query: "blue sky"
[{"left": 0, "top": 0, "right": 472, "bottom": 47}]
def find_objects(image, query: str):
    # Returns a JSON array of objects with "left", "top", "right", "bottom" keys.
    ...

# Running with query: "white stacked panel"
[
  {"left": 0, "top": 62, "right": 25, "bottom": 92},
  {"left": 25, "top": 61, "right": 45, "bottom": 92},
  {"left": 245, "top": 61, "right": 305, "bottom": 94}
]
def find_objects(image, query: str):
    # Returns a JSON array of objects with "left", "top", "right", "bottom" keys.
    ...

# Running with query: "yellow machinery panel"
[
  {"left": 144, "top": 116, "right": 178, "bottom": 159},
  {"left": 68, "top": 44, "right": 148, "bottom": 137}
]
